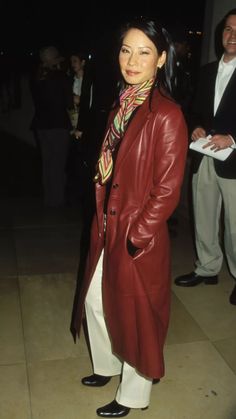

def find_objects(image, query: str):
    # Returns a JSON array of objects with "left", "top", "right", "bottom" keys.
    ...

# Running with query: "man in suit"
[{"left": 174, "top": 9, "right": 236, "bottom": 305}]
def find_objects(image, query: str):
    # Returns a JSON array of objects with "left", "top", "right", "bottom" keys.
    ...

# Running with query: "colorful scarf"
[{"left": 94, "top": 78, "right": 154, "bottom": 185}]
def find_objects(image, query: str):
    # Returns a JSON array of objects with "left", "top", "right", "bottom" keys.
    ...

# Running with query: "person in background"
[
  {"left": 66, "top": 51, "right": 94, "bottom": 205},
  {"left": 68, "top": 51, "right": 87, "bottom": 135},
  {"left": 30, "top": 46, "right": 73, "bottom": 208},
  {"left": 69, "top": 46, "right": 116, "bottom": 320},
  {"left": 0, "top": 51, "right": 22, "bottom": 113},
  {"left": 172, "top": 27, "right": 195, "bottom": 126},
  {"left": 71, "top": 17, "right": 187, "bottom": 417},
  {"left": 73, "top": 53, "right": 93, "bottom": 141},
  {"left": 174, "top": 9, "right": 236, "bottom": 306},
  {"left": 167, "top": 27, "right": 195, "bottom": 237}
]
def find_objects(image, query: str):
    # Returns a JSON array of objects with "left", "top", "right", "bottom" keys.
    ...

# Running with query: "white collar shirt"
[
  {"left": 214, "top": 54, "right": 236, "bottom": 115},
  {"left": 73, "top": 76, "right": 83, "bottom": 96}
]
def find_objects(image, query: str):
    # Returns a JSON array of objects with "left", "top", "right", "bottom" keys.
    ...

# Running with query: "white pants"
[{"left": 85, "top": 250, "right": 153, "bottom": 408}]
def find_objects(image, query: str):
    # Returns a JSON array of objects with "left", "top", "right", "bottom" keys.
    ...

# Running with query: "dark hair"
[
  {"left": 70, "top": 51, "right": 86, "bottom": 61},
  {"left": 117, "top": 17, "right": 176, "bottom": 97},
  {"left": 214, "top": 8, "right": 236, "bottom": 59},
  {"left": 222, "top": 8, "right": 236, "bottom": 25}
]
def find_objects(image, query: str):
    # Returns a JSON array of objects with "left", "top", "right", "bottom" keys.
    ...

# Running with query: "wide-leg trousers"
[
  {"left": 85, "top": 250, "right": 153, "bottom": 408},
  {"left": 192, "top": 156, "right": 236, "bottom": 278}
]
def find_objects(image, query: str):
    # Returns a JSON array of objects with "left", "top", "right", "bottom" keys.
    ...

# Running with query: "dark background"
[
  {"left": 1, "top": 1, "right": 206, "bottom": 54},
  {"left": 0, "top": 0, "right": 206, "bottom": 198}
]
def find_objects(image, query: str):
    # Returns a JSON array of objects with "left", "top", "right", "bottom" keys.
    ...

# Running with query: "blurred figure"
[
  {"left": 68, "top": 51, "right": 86, "bottom": 134},
  {"left": 0, "top": 52, "right": 22, "bottom": 113},
  {"left": 30, "top": 46, "right": 73, "bottom": 207},
  {"left": 167, "top": 27, "right": 196, "bottom": 237},
  {"left": 66, "top": 51, "right": 94, "bottom": 206},
  {"left": 172, "top": 27, "right": 195, "bottom": 127}
]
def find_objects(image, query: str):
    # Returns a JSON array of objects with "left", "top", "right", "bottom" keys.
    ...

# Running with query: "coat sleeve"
[{"left": 128, "top": 106, "right": 188, "bottom": 249}]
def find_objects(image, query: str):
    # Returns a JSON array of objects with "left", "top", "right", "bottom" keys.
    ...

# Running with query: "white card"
[{"left": 189, "top": 136, "right": 233, "bottom": 161}]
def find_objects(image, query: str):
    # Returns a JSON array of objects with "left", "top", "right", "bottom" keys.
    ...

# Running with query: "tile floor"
[{"left": 0, "top": 194, "right": 236, "bottom": 419}]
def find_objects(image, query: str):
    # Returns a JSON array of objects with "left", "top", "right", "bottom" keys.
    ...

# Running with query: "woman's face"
[{"left": 119, "top": 28, "right": 166, "bottom": 85}]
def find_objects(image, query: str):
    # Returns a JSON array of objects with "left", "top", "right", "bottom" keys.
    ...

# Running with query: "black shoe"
[
  {"left": 153, "top": 378, "right": 160, "bottom": 384},
  {"left": 229, "top": 285, "right": 236, "bottom": 305},
  {"left": 96, "top": 400, "right": 130, "bottom": 417},
  {"left": 174, "top": 271, "right": 218, "bottom": 287},
  {"left": 96, "top": 400, "right": 148, "bottom": 417},
  {"left": 81, "top": 373, "right": 111, "bottom": 387}
]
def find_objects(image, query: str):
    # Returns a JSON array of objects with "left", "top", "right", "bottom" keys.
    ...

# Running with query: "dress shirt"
[
  {"left": 214, "top": 55, "right": 236, "bottom": 147},
  {"left": 73, "top": 76, "right": 83, "bottom": 96},
  {"left": 214, "top": 55, "right": 236, "bottom": 114}
]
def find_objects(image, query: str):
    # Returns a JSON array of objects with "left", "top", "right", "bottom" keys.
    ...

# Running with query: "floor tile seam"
[
  {"left": 172, "top": 290, "right": 235, "bottom": 341},
  {"left": 26, "top": 354, "right": 89, "bottom": 365},
  {"left": 212, "top": 335, "right": 236, "bottom": 344},
  {"left": 171, "top": 291, "right": 209, "bottom": 340},
  {"left": 197, "top": 330, "right": 236, "bottom": 344},
  {"left": 165, "top": 337, "right": 209, "bottom": 347},
  {"left": 12, "top": 223, "right": 81, "bottom": 231},
  {"left": 166, "top": 340, "right": 236, "bottom": 377},
  {"left": 17, "top": 271, "right": 78, "bottom": 278},
  {"left": 16, "top": 273, "right": 34, "bottom": 419},
  {"left": 0, "top": 273, "right": 18, "bottom": 279},
  {"left": 165, "top": 339, "right": 211, "bottom": 350},
  {"left": 0, "top": 360, "right": 26, "bottom": 367},
  {"left": 211, "top": 341, "right": 236, "bottom": 376}
]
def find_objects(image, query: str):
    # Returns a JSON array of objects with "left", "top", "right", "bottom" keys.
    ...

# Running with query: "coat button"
[
  {"left": 110, "top": 209, "right": 116, "bottom": 215},
  {"left": 112, "top": 183, "right": 119, "bottom": 189}
]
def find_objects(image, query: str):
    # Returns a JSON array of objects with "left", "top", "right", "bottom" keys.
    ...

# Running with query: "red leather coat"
[{"left": 73, "top": 89, "right": 188, "bottom": 378}]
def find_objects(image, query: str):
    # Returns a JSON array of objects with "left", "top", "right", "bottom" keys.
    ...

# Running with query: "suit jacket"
[{"left": 191, "top": 61, "right": 236, "bottom": 179}]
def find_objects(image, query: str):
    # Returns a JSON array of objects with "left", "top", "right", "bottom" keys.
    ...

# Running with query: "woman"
[{"left": 71, "top": 17, "right": 188, "bottom": 417}]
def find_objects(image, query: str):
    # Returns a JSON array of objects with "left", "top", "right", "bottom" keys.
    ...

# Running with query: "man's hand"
[
  {"left": 203, "top": 134, "right": 234, "bottom": 151},
  {"left": 191, "top": 127, "right": 206, "bottom": 141}
]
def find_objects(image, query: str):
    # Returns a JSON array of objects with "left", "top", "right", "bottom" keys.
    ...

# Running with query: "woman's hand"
[{"left": 127, "top": 238, "right": 140, "bottom": 257}]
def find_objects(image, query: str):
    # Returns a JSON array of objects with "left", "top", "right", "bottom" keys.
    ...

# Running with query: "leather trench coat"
[{"left": 73, "top": 89, "right": 188, "bottom": 378}]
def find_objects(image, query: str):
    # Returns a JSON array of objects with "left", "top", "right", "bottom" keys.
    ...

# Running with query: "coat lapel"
[
  {"left": 216, "top": 67, "right": 236, "bottom": 115},
  {"left": 208, "top": 63, "right": 218, "bottom": 117}
]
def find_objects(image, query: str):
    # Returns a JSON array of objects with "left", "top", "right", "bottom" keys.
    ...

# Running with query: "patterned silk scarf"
[{"left": 94, "top": 78, "right": 154, "bottom": 185}]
